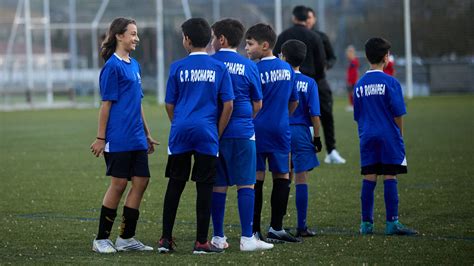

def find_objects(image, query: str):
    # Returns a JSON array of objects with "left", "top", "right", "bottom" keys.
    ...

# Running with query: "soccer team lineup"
[{"left": 89, "top": 5, "right": 416, "bottom": 255}]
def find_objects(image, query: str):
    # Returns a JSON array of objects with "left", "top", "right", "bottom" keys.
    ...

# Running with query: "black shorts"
[
  {"left": 165, "top": 151, "right": 217, "bottom": 184},
  {"left": 104, "top": 150, "right": 150, "bottom": 180},
  {"left": 361, "top": 164, "right": 407, "bottom": 176}
]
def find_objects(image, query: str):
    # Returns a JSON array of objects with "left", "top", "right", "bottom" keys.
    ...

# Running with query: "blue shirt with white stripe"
[
  {"left": 289, "top": 71, "right": 320, "bottom": 127},
  {"left": 212, "top": 48, "right": 262, "bottom": 139},
  {"left": 99, "top": 53, "right": 147, "bottom": 152},
  {"left": 166, "top": 52, "right": 235, "bottom": 156},
  {"left": 354, "top": 70, "right": 407, "bottom": 166},
  {"left": 254, "top": 56, "right": 298, "bottom": 153}
]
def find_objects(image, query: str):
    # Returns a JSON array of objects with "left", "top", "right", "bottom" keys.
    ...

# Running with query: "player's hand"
[
  {"left": 313, "top": 136, "right": 322, "bottom": 153},
  {"left": 90, "top": 139, "right": 105, "bottom": 157},
  {"left": 147, "top": 135, "right": 160, "bottom": 154}
]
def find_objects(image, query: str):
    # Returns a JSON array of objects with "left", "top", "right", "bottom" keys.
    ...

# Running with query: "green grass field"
[{"left": 1, "top": 95, "right": 473, "bottom": 264}]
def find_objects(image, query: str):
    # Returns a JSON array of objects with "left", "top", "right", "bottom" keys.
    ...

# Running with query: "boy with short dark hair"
[
  {"left": 354, "top": 37, "right": 417, "bottom": 236},
  {"left": 245, "top": 23, "right": 300, "bottom": 243},
  {"left": 210, "top": 18, "right": 273, "bottom": 252},
  {"left": 280, "top": 39, "right": 322, "bottom": 237},
  {"left": 158, "top": 17, "right": 234, "bottom": 254}
]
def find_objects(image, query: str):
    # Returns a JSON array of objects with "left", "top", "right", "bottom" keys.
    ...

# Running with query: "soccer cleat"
[
  {"left": 385, "top": 220, "right": 418, "bottom": 236},
  {"left": 115, "top": 236, "right": 153, "bottom": 251},
  {"left": 240, "top": 234, "right": 274, "bottom": 251},
  {"left": 193, "top": 241, "right": 224, "bottom": 254},
  {"left": 266, "top": 227, "right": 302, "bottom": 243},
  {"left": 157, "top": 237, "right": 176, "bottom": 253},
  {"left": 324, "top": 149, "right": 346, "bottom": 164},
  {"left": 296, "top": 227, "right": 317, "bottom": 237},
  {"left": 92, "top": 239, "right": 117, "bottom": 254},
  {"left": 360, "top": 222, "right": 374, "bottom": 235},
  {"left": 211, "top": 235, "right": 229, "bottom": 249}
]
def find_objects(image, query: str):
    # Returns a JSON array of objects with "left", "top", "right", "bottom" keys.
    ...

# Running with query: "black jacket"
[
  {"left": 315, "top": 30, "right": 336, "bottom": 70},
  {"left": 274, "top": 24, "right": 326, "bottom": 80}
]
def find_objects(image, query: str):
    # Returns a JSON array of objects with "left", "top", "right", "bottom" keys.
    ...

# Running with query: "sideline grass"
[{"left": 0, "top": 95, "right": 473, "bottom": 264}]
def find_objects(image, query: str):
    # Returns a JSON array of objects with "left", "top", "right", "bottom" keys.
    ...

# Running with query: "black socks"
[
  {"left": 120, "top": 206, "right": 140, "bottom": 239},
  {"left": 270, "top": 178, "right": 291, "bottom": 231},
  {"left": 253, "top": 180, "right": 264, "bottom": 233},
  {"left": 161, "top": 178, "right": 186, "bottom": 240},
  {"left": 196, "top": 182, "right": 213, "bottom": 244},
  {"left": 97, "top": 205, "right": 117, "bottom": 240}
]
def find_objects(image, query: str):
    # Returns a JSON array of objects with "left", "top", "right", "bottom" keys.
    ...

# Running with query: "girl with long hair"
[{"left": 90, "top": 17, "right": 158, "bottom": 253}]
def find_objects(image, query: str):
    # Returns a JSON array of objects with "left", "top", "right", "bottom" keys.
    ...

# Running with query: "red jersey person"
[
  {"left": 346, "top": 45, "right": 359, "bottom": 111},
  {"left": 383, "top": 54, "right": 395, "bottom": 76}
]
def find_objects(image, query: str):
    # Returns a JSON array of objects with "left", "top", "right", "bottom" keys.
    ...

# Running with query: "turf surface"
[{"left": 0, "top": 95, "right": 473, "bottom": 264}]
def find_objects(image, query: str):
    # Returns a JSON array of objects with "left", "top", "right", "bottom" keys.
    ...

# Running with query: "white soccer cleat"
[
  {"left": 92, "top": 239, "right": 117, "bottom": 254},
  {"left": 324, "top": 149, "right": 346, "bottom": 164},
  {"left": 240, "top": 234, "right": 274, "bottom": 251},
  {"left": 211, "top": 235, "right": 229, "bottom": 249},
  {"left": 115, "top": 236, "right": 153, "bottom": 251}
]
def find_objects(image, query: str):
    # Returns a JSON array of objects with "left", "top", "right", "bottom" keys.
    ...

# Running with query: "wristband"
[{"left": 96, "top": 137, "right": 106, "bottom": 141}]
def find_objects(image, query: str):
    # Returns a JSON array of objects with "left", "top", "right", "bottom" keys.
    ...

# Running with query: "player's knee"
[{"left": 131, "top": 177, "right": 149, "bottom": 192}]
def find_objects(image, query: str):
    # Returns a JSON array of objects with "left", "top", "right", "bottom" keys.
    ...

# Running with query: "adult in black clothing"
[
  {"left": 274, "top": 6, "right": 346, "bottom": 164},
  {"left": 274, "top": 6, "right": 326, "bottom": 85},
  {"left": 307, "top": 8, "right": 337, "bottom": 70}
]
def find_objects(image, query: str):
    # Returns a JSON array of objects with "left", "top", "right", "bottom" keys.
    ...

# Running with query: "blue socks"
[
  {"left": 295, "top": 184, "right": 308, "bottom": 230},
  {"left": 212, "top": 189, "right": 255, "bottom": 238},
  {"left": 361, "top": 179, "right": 400, "bottom": 223},
  {"left": 211, "top": 192, "right": 226, "bottom": 237},
  {"left": 238, "top": 188, "right": 255, "bottom": 237},
  {"left": 384, "top": 179, "right": 399, "bottom": 222},
  {"left": 361, "top": 179, "right": 376, "bottom": 223}
]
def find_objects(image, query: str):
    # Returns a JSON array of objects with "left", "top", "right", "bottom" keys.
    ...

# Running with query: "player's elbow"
[
  {"left": 224, "top": 100, "right": 233, "bottom": 113},
  {"left": 253, "top": 100, "right": 262, "bottom": 113}
]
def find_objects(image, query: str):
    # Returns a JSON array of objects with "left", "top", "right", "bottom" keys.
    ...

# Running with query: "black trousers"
[{"left": 316, "top": 78, "right": 336, "bottom": 153}]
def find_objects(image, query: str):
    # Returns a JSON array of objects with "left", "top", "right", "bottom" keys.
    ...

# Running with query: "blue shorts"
[
  {"left": 256, "top": 151, "right": 290, "bottom": 174},
  {"left": 215, "top": 138, "right": 256, "bottom": 186},
  {"left": 290, "top": 125, "right": 319, "bottom": 173}
]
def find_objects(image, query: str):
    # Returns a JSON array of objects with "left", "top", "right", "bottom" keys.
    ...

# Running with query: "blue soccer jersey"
[
  {"left": 289, "top": 71, "right": 320, "bottom": 126},
  {"left": 353, "top": 70, "right": 407, "bottom": 167},
  {"left": 212, "top": 48, "right": 263, "bottom": 139},
  {"left": 165, "top": 52, "right": 234, "bottom": 156},
  {"left": 99, "top": 53, "right": 147, "bottom": 152},
  {"left": 254, "top": 56, "right": 298, "bottom": 153}
]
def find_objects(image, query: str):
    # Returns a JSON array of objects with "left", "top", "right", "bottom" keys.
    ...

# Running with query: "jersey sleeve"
[
  {"left": 248, "top": 63, "right": 263, "bottom": 101},
  {"left": 99, "top": 64, "right": 119, "bottom": 101},
  {"left": 308, "top": 80, "right": 321, "bottom": 116},
  {"left": 389, "top": 79, "right": 407, "bottom": 117},
  {"left": 165, "top": 65, "right": 178, "bottom": 105},
  {"left": 219, "top": 67, "right": 235, "bottom": 102}
]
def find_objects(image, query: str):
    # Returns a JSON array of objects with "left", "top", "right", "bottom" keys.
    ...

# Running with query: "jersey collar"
[
  {"left": 219, "top": 48, "right": 237, "bottom": 53},
  {"left": 114, "top": 53, "right": 131, "bottom": 62},
  {"left": 295, "top": 70, "right": 301, "bottom": 73},
  {"left": 366, "top": 69, "right": 384, "bottom": 73},
  {"left": 189, "top": 52, "right": 208, "bottom": 56},
  {"left": 261, "top": 56, "right": 277, "bottom": 61}
]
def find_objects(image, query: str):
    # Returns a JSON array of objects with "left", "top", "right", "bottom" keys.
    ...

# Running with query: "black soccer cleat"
[
  {"left": 296, "top": 227, "right": 317, "bottom": 237},
  {"left": 266, "top": 228, "right": 302, "bottom": 243},
  {"left": 193, "top": 241, "right": 224, "bottom": 254},
  {"left": 157, "top": 237, "right": 176, "bottom": 253}
]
